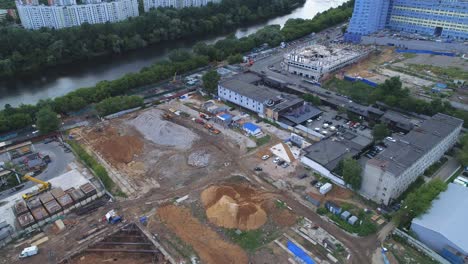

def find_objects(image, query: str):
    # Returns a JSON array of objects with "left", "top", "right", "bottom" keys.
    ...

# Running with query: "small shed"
[
  {"left": 325, "top": 201, "right": 342, "bottom": 215},
  {"left": 432, "top": 83, "right": 447, "bottom": 93},
  {"left": 340, "top": 211, "right": 351, "bottom": 221},
  {"left": 348, "top": 215, "right": 359, "bottom": 225},
  {"left": 243, "top": 122, "right": 262, "bottom": 136}
]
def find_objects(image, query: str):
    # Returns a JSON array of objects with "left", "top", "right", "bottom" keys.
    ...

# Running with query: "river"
[{"left": 0, "top": 0, "right": 346, "bottom": 107}]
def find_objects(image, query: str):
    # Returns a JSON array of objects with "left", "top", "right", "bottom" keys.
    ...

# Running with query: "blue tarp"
[
  {"left": 243, "top": 122, "right": 260, "bottom": 133},
  {"left": 343, "top": 75, "right": 378, "bottom": 87},
  {"left": 287, "top": 241, "right": 315, "bottom": 264},
  {"left": 396, "top": 49, "right": 455, "bottom": 57}
]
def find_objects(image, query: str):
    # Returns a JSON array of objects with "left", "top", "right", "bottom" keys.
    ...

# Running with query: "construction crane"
[{"left": 0, "top": 164, "right": 51, "bottom": 200}]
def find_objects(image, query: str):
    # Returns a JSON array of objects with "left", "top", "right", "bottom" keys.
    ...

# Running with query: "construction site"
[{"left": 0, "top": 100, "right": 381, "bottom": 264}]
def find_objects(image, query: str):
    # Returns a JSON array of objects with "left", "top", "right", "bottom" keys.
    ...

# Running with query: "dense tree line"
[
  {"left": 395, "top": 179, "right": 447, "bottom": 228},
  {"left": 327, "top": 77, "right": 468, "bottom": 128},
  {"left": 0, "top": 0, "right": 305, "bottom": 77},
  {"left": 0, "top": 0, "right": 355, "bottom": 134},
  {"left": 95, "top": 95, "right": 144, "bottom": 116}
]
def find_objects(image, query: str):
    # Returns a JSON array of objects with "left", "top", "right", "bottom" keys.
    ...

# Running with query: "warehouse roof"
[
  {"left": 369, "top": 113, "right": 463, "bottom": 177},
  {"left": 412, "top": 183, "right": 468, "bottom": 254},
  {"left": 220, "top": 79, "right": 281, "bottom": 103},
  {"left": 280, "top": 104, "right": 322, "bottom": 125},
  {"left": 304, "top": 138, "right": 360, "bottom": 171}
]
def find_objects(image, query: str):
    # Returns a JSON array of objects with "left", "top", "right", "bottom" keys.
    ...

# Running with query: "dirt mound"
[
  {"left": 97, "top": 135, "right": 143, "bottom": 163},
  {"left": 157, "top": 205, "right": 248, "bottom": 264},
  {"left": 83, "top": 126, "right": 143, "bottom": 164},
  {"left": 128, "top": 109, "right": 199, "bottom": 150},
  {"left": 201, "top": 184, "right": 271, "bottom": 230}
]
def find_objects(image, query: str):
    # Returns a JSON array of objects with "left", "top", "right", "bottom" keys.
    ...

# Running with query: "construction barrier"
[
  {"left": 344, "top": 75, "right": 378, "bottom": 87},
  {"left": 395, "top": 49, "right": 455, "bottom": 57}
]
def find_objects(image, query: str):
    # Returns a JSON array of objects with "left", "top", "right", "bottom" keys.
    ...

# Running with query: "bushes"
[
  {"left": 395, "top": 179, "right": 447, "bottom": 228},
  {"left": 316, "top": 207, "right": 328, "bottom": 215},
  {"left": 68, "top": 140, "right": 116, "bottom": 192}
]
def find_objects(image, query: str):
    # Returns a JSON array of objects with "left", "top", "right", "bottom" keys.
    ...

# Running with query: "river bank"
[{"left": 0, "top": 0, "right": 346, "bottom": 107}]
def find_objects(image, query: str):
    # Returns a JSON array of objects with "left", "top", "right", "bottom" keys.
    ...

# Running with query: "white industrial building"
[
  {"left": 360, "top": 113, "right": 463, "bottom": 205},
  {"left": 143, "top": 0, "right": 220, "bottom": 12},
  {"left": 16, "top": 0, "right": 139, "bottom": 30},
  {"left": 282, "top": 44, "right": 372, "bottom": 80},
  {"left": 217, "top": 79, "right": 282, "bottom": 115},
  {"left": 411, "top": 183, "right": 468, "bottom": 263}
]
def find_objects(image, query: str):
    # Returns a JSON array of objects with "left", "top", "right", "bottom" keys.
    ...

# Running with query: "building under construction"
[{"left": 283, "top": 44, "right": 373, "bottom": 80}]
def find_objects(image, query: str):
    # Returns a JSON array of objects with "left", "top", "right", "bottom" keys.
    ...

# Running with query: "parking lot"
[
  {"left": 0, "top": 139, "right": 76, "bottom": 200},
  {"left": 305, "top": 106, "right": 373, "bottom": 140}
]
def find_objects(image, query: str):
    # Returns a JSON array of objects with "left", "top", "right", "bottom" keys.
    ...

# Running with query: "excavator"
[{"left": 0, "top": 164, "right": 51, "bottom": 200}]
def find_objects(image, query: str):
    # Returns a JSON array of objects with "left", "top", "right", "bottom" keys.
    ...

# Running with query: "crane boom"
[{"left": 0, "top": 165, "right": 52, "bottom": 200}]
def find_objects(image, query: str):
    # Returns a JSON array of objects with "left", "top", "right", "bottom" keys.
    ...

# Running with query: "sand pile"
[
  {"left": 157, "top": 205, "right": 248, "bottom": 264},
  {"left": 187, "top": 150, "right": 210, "bottom": 167},
  {"left": 128, "top": 109, "right": 199, "bottom": 150},
  {"left": 201, "top": 184, "right": 270, "bottom": 230}
]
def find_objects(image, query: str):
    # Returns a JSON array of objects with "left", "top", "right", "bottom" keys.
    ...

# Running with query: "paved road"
[{"left": 434, "top": 156, "right": 460, "bottom": 182}]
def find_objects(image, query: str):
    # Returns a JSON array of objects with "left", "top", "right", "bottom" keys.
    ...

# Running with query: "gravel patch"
[
  {"left": 187, "top": 150, "right": 210, "bottom": 168},
  {"left": 128, "top": 109, "right": 199, "bottom": 150}
]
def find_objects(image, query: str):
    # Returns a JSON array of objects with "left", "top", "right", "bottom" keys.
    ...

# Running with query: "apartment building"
[
  {"left": 345, "top": 0, "right": 468, "bottom": 42},
  {"left": 16, "top": 0, "right": 139, "bottom": 30},
  {"left": 360, "top": 113, "right": 463, "bottom": 205},
  {"left": 143, "top": 0, "right": 220, "bottom": 12}
]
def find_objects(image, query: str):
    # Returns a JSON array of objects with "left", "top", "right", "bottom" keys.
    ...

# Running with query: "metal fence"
[{"left": 393, "top": 228, "right": 450, "bottom": 264}]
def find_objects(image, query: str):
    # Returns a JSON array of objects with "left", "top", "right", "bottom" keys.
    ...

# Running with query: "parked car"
[
  {"left": 262, "top": 155, "right": 270, "bottom": 160},
  {"left": 315, "top": 182, "right": 323, "bottom": 188},
  {"left": 277, "top": 160, "right": 286, "bottom": 166},
  {"left": 298, "top": 174, "right": 309, "bottom": 179},
  {"left": 254, "top": 167, "right": 263, "bottom": 172},
  {"left": 385, "top": 137, "right": 396, "bottom": 142},
  {"left": 310, "top": 180, "right": 318, "bottom": 186},
  {"left": 273, "top": 157, "right": 281, "bottom": 164},
  {"left": 281, "top": 163, "right": 289, "bottom": 168}
]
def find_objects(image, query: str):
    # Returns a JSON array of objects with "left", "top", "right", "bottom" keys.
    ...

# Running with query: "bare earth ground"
[
  {"left": 1, "top": 105, "right": 379, "bottom": 264},
  {"left": 156, "top": 204, "right": 249, "bottom": 264}
]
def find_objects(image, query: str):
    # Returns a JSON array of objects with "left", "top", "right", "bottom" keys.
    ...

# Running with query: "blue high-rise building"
[{"left": 345, "top": 0, "right": 468, "bottom": 42}]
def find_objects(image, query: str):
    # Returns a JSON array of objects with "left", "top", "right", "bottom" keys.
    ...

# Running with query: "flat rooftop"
[
  {"left": 285, "top": 44, "right": 366, "bottom": 68},
  {"left": 369, "top": 113, "right": 463, "bottom": 177},
  {"left": 412, "top": 183, "right": 468, "bottom": 254},
  {"left": 280, "top": 104, "right": 322, "bottom": 125},
  {"left": 304, "top": 131, "right": 372, "bottom": 171},
  {"left": 220, "top": 79, "right": 282, "bottom": 103}
]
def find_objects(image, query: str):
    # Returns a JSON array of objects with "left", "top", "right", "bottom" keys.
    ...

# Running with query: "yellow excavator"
[{"left": 0, "top": 165, "right": 51, "bottom": 200}]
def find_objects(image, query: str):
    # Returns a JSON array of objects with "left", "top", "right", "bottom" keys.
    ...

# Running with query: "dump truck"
[
  {"left": 199, "top": 113, "right": 211, "bottom": 120},
  {"left": 210, "top": 128, "right": 221, "bottom": 135},
  {"left": 19, "top": 246, "right": 38, "bottom": 259}
]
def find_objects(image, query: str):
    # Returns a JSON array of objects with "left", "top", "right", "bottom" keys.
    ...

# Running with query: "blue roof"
[
  {"left": 220, "top": 114, "right": 232, "bottom": 120},
  {"left": 287, "top": 241, "right": 315, "bottom": 264},
  {"left": 243, "top": 122, "right": 260, "bottom": 132},
  {"left": 435, "top": 83, "right": 447, "bottom": 89}
]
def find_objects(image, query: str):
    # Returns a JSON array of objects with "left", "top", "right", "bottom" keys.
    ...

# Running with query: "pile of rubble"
[{"left": 187, "top": 150, "right": 211, "bottom": 168}]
